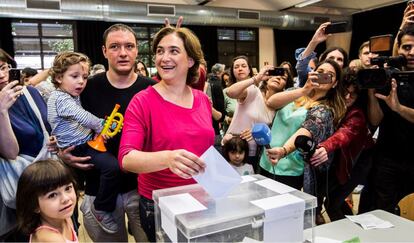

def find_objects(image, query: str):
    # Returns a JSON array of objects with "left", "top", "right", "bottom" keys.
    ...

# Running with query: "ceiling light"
[{"left": 295, "top": 0, "right": 322, "bottom": 8}]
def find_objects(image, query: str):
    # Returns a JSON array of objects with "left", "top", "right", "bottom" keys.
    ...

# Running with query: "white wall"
[
  {"left": 259, "top": 27, "right": 276, "bottom": 69},
  {"left": 258, "top": 28, "right": 352, "bottom": 70}
]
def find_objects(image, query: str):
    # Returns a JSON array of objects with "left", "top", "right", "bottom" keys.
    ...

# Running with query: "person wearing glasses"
[{"left": 0, "top": 48, "right": 55, "bottom": 241}]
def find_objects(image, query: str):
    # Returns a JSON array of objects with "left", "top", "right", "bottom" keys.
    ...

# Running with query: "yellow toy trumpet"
[{"left": 88, "top": 104, "right": 124, "bottom": 152}]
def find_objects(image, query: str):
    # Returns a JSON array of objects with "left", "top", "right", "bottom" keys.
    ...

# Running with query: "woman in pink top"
[{"left": 118, "top": 26, "right": 214, "bottom": 242}]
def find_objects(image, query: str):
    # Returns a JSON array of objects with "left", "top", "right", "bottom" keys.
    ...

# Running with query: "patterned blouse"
[{"left": 301, "top": 104, "right": 335, "bottom": 195}]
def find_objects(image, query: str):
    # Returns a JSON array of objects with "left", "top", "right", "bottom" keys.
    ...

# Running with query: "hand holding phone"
[
  {"left": 8, "top": 69, "right": 22, "bottom": 85},
  {"left": 267, "top": 67, "right": 285, "bottom": 76},
  {"left": 324, "top": 22, "right": 347, "bottom": 34},
  {"left": 316, "top": 73, "right": 332, "bottom": 84}
]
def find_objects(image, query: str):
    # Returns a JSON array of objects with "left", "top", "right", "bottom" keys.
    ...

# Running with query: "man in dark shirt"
[
  {"left": 59, "top": 23, "right": 155, "bottom": 241},
  {"left": 367, "top": 24, "right": 414, "bottom": 213}
]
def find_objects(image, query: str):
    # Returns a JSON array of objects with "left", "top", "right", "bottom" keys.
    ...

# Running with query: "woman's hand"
[
  {"left": 224, "top": 115, "right": 232, "bottom": 125},
  {"left": 311, "top": 22, "right": 331, "bottom": 44},
  {"left": 167, "top": 149, "right": 206, "bottom": 179},
  {"left": 302, "top": 71, "right": 320, "bottom": 95},
  {"left": 0, "top": 81, "right": 23, "bottom": 113},
  {"left": 266, "top": 147, "right": 285, "bottom": 165},
  {"left": 240, "top": 128, "right": 253, "bottom": 142},
  {"left": 310, "top": 147, "right": 328, "bottom": 167},
  {"left": 254, "top": 65, "right": 273, "bottom": 85},
  {"left": 58, "top": 146, "right": 93, "bottom": 170}
]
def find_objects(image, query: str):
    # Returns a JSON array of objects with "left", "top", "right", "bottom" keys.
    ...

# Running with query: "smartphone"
[
  {"left": 316, "top": 73, "right": 332, "bottom": 84},
  {"left": 324, "top": 22, "right": 348, "bottom": 34},
  {"left": 369, "top": 34, "right": 393, "bottom": 54},
  {"left": 9, "top": 69, "right": 22, "bottom": 84},
  {"left": 267, "top": 68, "right": 285, "bottom": 76}
]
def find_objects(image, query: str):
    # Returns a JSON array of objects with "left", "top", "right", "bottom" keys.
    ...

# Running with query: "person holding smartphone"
[
  {"left": 262, "top": 59, "right": 346, "bottom": 224},
  {"left": 223, "top": 56, "right": 292, "bottom": 171},
  {"left": 295, "top": 22, "right": 349, "bottom": 87},
  {"left": 0, "top": 48, "right": 56, "bottom": 241}
]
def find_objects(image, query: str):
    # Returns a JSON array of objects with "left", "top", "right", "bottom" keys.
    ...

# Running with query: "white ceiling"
[{"left": 132, "top": 0, "right": 407, "bottom": 16}]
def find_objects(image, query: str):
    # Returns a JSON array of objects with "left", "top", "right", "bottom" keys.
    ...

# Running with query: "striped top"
[{"left": 47, "top": 89, "right": 103, "bottom": 148}]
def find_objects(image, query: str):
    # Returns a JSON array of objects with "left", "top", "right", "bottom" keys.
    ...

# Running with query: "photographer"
[{"left": 367, "top": 24, "right": 414, "bottom": 213}]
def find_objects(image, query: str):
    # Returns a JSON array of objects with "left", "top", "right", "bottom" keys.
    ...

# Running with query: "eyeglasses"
[{"left": 0, "top": 64, "right": 11, "bottom": 73}]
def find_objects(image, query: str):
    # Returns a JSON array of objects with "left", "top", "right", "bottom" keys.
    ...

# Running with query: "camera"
[
  {"left": 267, "top": 68, "right": 285, "bottom": 76},
  {"left": 324, "top": 22, "right": 348, "bottom": 34},
  {"left": 358, "top": 55, "right": 406, "bottom": 89},
  {"left": 358, "top": 34, "right": 411, "bottom": 90},
  {"left": 316, "top": 73, "right": 332, "bottom": 84}
]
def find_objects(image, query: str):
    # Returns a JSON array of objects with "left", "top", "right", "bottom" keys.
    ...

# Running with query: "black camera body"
[
  {"left": 357, "top": 55, "right": 408, "bottom": 90},
  {"left": 358, "top": 34, "right": 413, "bottom": 91}
]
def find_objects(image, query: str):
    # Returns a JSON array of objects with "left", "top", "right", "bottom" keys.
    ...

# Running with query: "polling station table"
[{"left": 305, "top": 209, "right": 414, "bottom": 242}]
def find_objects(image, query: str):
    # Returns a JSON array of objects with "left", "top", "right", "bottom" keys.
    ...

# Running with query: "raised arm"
[
  {"left": 29, "top": 68, "right": 50, "bottom": 86},
  {"left": 302, "top": 22, "right": 330, "bottom": 60},
  {"left": 0, "top": 81, "right": 22, "bottom": 159},
  {"left": 225, "top": 65, "right": 271, "bottom": 100},
  {"left": 393, "top": 5, "right": 414, "bottom": 56},
  {"left": 266, "top": 71, "right": 319, "bottom": 110}
]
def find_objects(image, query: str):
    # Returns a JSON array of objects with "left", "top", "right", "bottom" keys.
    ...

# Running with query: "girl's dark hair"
[
  {"left": 279, "top": 64, "right": 294, "bottom": 90},
  {"left": 280, "top": 61, "right": 297, "bottom": 78},
  {"left": 222, "top": 136, "right": 249, "bottom": 165},
  {"left": 16, "top": 159, "right": 77, "bottom": 235},
  {"left": 136, "top": 60, "right": 149, "bottom": 77},
  {"left": 229, "top": 55, "right": 253, "bottom": 84},
  {"left": 342, "top": 67, "right": 367, "bottom": 112},
  {"left": 319, "top": 46, "right": 349, "bottom": 68},
  {"left": 221, "top": 70, "right": 231, "bottom": 88}
]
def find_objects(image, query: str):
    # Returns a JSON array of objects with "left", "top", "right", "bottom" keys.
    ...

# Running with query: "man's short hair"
[
  {"left": 102, "top": 24, "right": 137, "bottom": 46},
  {"left": 358, "top": 41, "right": 369, "bottom": 55},
  {"left": 397, "top": 24, "right": 414, "bottom": 48}
]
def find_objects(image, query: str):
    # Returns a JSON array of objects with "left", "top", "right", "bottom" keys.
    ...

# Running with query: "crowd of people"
[{"left": 0, "top": 4, "right": 414, "bottom": 242}]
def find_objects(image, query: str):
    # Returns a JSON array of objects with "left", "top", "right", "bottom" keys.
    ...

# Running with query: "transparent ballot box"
[{"left": 153, "top": 174, "right": 316, "bottom": 242}]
